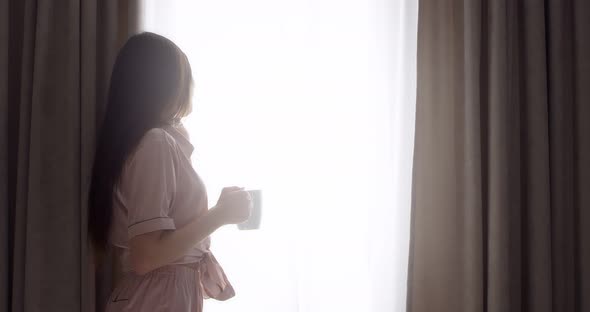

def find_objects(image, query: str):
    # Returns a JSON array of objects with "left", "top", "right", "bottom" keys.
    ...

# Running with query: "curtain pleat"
[
  {"left": 408, "top": 1, "right": 590, "bottom": 311},
  {"left": 0, "top": 1, "right": 139, "bottom": 311}
]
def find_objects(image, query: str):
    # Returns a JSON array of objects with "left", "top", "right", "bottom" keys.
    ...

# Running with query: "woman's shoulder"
[
  {"left": 128, "top": 128, "right": 178, "bottom": 164},
  {"left": 141, "top": 127, "right": 175, "bottom": 146}
]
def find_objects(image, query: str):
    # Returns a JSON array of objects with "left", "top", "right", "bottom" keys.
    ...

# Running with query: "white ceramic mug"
[{"left": 237, "top": 190, "right": 262, "bottom": 230}]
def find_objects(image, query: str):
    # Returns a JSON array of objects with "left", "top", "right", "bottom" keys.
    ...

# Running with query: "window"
[{"left": 141, "top": 0, "right": 417, "bottom": 310}]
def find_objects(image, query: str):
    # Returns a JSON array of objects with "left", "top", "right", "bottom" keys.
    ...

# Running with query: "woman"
[{"left": 88, "top": 32, "right": 251, "bottom": 311}]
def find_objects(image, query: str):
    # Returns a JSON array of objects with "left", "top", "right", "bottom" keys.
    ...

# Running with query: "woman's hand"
[
  {"left": 211, "top": 186, "right": 252, "bottom": 225},
  {"left": 130, "top": 186, "right": 252, "bottom": 274},
  {"left": 129, "top": 186, "right": 251, "bottom": 275}
]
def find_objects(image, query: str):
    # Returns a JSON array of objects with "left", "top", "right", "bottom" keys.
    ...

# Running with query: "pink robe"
[{"left": 105, "top": 125, "right": 234, "bottom": 312}]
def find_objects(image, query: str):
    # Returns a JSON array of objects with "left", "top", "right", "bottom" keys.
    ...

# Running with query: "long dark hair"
[{"left": 88, "top": 33, "right": 193, "bottom": 252}]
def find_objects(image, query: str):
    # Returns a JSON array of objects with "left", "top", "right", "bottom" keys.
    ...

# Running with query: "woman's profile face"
[
  {"left": 160, "top": 51, "right": 194, "bottom": 125},
  {"left": 105, "top": 33, "right": 195, "bottom": 130}
]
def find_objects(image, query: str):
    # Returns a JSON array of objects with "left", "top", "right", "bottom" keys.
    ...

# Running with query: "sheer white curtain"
[{"left": 140, "top": 1, "right": 417, "bottom": 311}]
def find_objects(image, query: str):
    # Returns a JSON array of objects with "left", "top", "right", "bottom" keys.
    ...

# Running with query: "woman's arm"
[
  {"left": 129, "top": 208, "right": 224, "bottom": 274},
  {"left": 129, "top": 187, "right": 251, "bottom": 275}
]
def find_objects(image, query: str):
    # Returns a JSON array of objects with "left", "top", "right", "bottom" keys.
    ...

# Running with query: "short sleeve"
[{"left": 120, "top": 129, "right": 177, "bottom": 239}]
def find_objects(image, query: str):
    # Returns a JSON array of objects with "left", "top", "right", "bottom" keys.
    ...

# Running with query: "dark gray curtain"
[
  {"left": 0, "top": 1, "right": 138, "bottom": 311},
  {"left": 407, "top": 0, "right": 590, "bottom": 311}
]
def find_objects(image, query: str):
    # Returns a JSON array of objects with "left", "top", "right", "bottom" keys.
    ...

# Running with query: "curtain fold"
[
  {"left": 408, "top": 0, "right": 589, "bottom": 311},
  {"left": 0, "top": 1, "right": 139, "bottom": 311}
]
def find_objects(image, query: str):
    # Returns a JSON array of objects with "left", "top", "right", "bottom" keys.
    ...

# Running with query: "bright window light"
[{"left": 141, "top": 0, "right": 417, "bottom": 311}]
